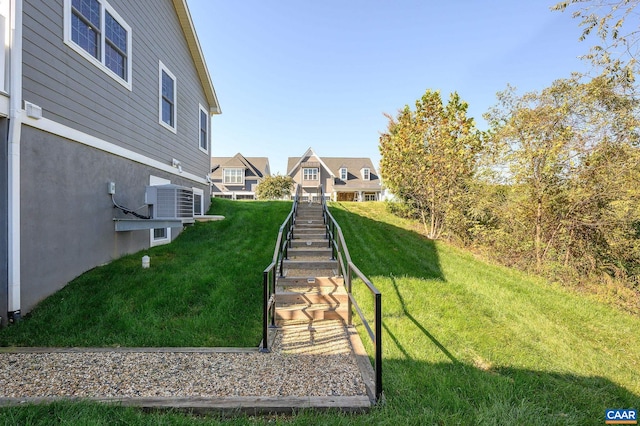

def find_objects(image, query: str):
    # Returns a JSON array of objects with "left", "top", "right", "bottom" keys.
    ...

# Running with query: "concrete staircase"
[{"left": 275, "top": 203, "right": 349, "bottom": 322}]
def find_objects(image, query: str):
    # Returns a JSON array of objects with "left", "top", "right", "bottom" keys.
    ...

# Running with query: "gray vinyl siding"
[{"left": 22, "top": 0, "right": 211, "bottom": 177}]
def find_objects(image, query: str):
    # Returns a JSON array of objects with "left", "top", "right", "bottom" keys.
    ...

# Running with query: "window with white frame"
[
  {"left": 223, "top": 168, "right": 244, "bottom": 184},
  {"left": 362, "top": 168, "right": 370, "bottom": 180},
  {"left": 64, "top": 0, "right": 132, "bottom": 89},
  {"left": 340, "top": 168, "right": 347, "bottom": 180},
  {"left": 199, "top": 105, "right": 209, "bottom": 153},
  {"left": 303, "top": 168, "right": 319, "bottom": 181},
  {"left": 153, "top": 227, "right": 167, "bottom": 240},
  {"left": 159, "top": 62, "right": 177, "bottom": 132},
  {"left": 192, "top": 187, "right": 204, "bottom": 215}
]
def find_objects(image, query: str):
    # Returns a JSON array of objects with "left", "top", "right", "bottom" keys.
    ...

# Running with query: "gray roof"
[
  {"left": 287, "top": 149, "right": 380, "bottom": 191},
  {"left": 210, "top": 153, "right": 270, "bottom": 178}
]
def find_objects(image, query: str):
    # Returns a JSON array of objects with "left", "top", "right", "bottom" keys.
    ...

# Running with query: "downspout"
[{"left": 7, "top": 0, "right": 22, "bottom": 322}]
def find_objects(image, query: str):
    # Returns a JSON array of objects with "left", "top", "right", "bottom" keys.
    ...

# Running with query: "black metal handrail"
[
  {"left": 261, "top": 184, "right": 301, "bottom": 353},
  {"left": 320, "top": 189, "right": 383, "bottom": 402}
]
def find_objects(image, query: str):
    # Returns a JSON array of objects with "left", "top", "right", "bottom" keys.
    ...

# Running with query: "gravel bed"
[{"left": 0, "top": 321, "right": 368, "bottom": 399}]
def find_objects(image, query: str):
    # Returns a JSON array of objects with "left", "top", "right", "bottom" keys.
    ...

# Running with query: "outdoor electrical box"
[{"left": 145, "top": 184, "right": 194, "bottom": 219}]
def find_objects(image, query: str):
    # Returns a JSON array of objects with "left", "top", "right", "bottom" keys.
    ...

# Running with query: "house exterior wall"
[
  {"left": 290, "top": 156, "right": 332, "bottom": 199},
  {"left": 210, "top": 156, "right": 270, "bottom": 200},
  {"left": 22, "top": 0, "right": 212, "bottom": 176},
  {"left": 288, "top": 151, "right": 382, "bottom": 202},
  {"left": 6, "top": 0, "right": 215, "bottom": 316},
  {"left": 19, "top": 126, "right": 207, "bottom": 313}
]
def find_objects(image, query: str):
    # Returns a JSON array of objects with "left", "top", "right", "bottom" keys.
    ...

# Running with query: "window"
[
  {"left": 362, "top": 168, "right": 370, "bottom": 180},
  {"left": 365, "top": 193, "right": 377, "bottom": 201},
  {"left": 223, "top": 168, "right": 244, "bottom": 185},
  {"left": 199, "top": 105, "right": 209, "bottom": 153},
  {"left": 303, "top": 168, "right": 318, "bottom": 181},
  {"left": 159, "top": 62, "right": 177, "bottom": 132},
  {"left": 64, "top": 0, "right": 132, "bottom": 89},
  {"left": 340, "top": 168, "right": 347, "bottom": 180},
  {"left": 192, "top": 187, "right": 204, "bottom": 215}
]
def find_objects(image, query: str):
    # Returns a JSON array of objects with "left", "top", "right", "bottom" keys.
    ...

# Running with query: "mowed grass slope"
[
  {"left": 0, "top": 200, "right": 638, "bottom": 425},
  {"left": 0, "top": 198, "right": 292, "bottom": 347},
  {"left": 330, "top": 201, "right": 639, "bottom": 425}
]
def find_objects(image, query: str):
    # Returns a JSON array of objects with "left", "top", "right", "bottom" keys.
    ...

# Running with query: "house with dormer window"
[
  {"left": 287, "top": 148, "right": 381, "bottom": 202},
  {"left": 210, "top": 154, "right": 271, "bottom": 200}
]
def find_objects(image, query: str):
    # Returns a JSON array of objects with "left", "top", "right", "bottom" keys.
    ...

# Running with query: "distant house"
[
  {"left": 1, "top": 0, "right": 220, "bottom": 323},
  {"left": 210, "top": 154, "right": 271, "bottom": 200},
  {"left": 287, "top": 148, "right": 381, "bottom": 202}
]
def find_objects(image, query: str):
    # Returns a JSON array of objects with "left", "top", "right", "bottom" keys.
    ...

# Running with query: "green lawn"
[
  {"left": 0, "top": 198, "right": 292, "bottom": 347},
  {"left": 1, "top": 200, "right": 638, "bottom": 425}
]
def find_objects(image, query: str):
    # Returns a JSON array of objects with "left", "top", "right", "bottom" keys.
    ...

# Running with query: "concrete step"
[
  {"left": 294, "top": 220, "right": 325, "bottom": 229},
  {"left": 283, "top": 259, "right": 338, "bottom": 270},
  {"left": 295, "top": 219, "right": 324, "bottom": 225},
  {"left": 276, "top": 290, "right": 348, "bottom": 305},
  {"left": 291, "top": 239, "right": 329, "bottom": 248},
  {"left": 291, "top": 238, "right": 329, "bottom": 248},
  {"left": 277, "top": 276, "right": 344, "bottom": 287},
  {"left": 275, "top": 304, "right": 348, "bottom": 321},
  {"left": 284, "top": 268, "right": 336, "bottom": 277},
  {"left": 296, "top": 213, "right": 324, "bottom": 219},
  {"left": 294, "top": 227, "right": 326, "bottom": 235},
  {"left": 293, "top": 235, "right": 327, "bottom": 242},
  {"left": 288, "top": 247, "right": 332, "bottom": 257}
]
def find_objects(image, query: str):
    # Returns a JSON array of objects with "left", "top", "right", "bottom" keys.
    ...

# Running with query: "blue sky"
[{"left": 186, "top": 1, "right": 593, "bottom": 175}]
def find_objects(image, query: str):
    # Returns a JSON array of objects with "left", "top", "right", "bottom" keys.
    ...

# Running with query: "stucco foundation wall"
[{"left": 19, "top": 126, "right": 206, "bottom": 314}]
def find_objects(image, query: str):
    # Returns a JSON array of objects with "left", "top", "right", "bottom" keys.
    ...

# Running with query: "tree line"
[{"left": 379, "top": 1, "right": 640, "bottom": 313}]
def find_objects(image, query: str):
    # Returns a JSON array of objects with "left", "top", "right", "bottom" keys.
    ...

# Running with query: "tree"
[
  {"left": 483, "top": 75, "right": 640, "bottom": 275},
  {"left": 255, "top": 174, "right": 294, "bottom": 200},
  {"left": 379, "top": 90, "right": 482, "bottom": 239},
  {"left": 553, "top": 0, "right": 640, "bottom": 79}
]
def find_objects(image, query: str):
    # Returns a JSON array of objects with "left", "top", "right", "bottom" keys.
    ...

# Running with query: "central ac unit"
[{"left": 145, "top": 184, "right": 194, "bottom": 219}]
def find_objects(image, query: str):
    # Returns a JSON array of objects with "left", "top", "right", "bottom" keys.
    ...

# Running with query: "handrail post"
[
  {"left": 261, "top": 270, "right": 269, "bottom": 352},
  {"left": 375, "top": 291, "right": 382, "bottom": 401},
  {"left": 270, "top": 267, "right": 276, "bottom": 327},
  {"left": 347, "top": 266, "right": 353, "bottom": 326}
]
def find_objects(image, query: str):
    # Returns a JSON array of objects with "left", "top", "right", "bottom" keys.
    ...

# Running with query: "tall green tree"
[
  {"left": 379, "top": 90, "right": 482, "bottom": 239},
  {"left": 484, "top": 75, "right": 640, "bottom": 275}
]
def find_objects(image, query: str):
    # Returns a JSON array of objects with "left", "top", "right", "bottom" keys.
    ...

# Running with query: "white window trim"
[
  {"left": 340, "top": 168, "right": 347, "bottom": 180},
  {"left": 303, "top": 167, "right": 319, "bottom": 181},
  {"left": 63, "top": 0, "right": 132, "bottom": 91},
  {"left": 158, "top": 61, "right": 177, "bottom": 134},
  {"left": 362, "top": 168, "right": 371, "bottom": 181},
  {"left": 198, "top": 104, "right": 209, "bottom": 154},
  {"left": 192, "top": 187, "right": 204, "bottom": 215},
  {"left": 150, "top": 175, "right": 171, "bottom": 246},
  {"left": 223, "top": 168, "right": 245, "bottom": 185}
]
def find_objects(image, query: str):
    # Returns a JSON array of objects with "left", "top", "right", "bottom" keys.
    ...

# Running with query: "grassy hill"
[
  {"left": 1, "top": 199, "right": 638, "bottom": 425},
  {"left": 330, "top": 201, "right": 639, "bottom": 425}
]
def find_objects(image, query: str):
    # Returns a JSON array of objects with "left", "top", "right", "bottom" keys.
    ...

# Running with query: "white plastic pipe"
[{"left": 7, "top": 0, "right": 23, "bottom": 317}]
